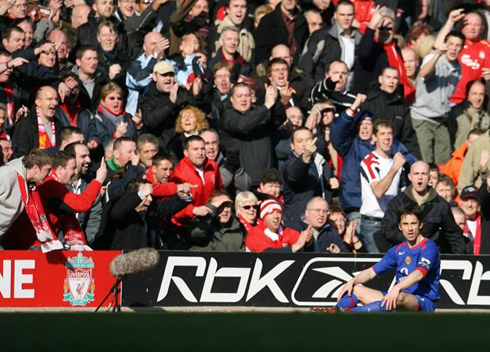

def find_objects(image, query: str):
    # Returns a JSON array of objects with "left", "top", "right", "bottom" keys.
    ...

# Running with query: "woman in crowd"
[
  {"left": 328, "top": 203, "right": 364, "bottom": 253},
  {"left": 235, "top": 191, "right": 259, "bottom": 235},
  {"left": 170, "top": 106, "right": 208, "bottom": 160},
  {"left": 94, "top": 82, "right": 138, "bottom": 145}
]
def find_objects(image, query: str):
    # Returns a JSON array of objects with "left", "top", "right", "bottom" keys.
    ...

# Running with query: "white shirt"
[{"left": 360, "top": 151, "right": 403, "bottom": 218}]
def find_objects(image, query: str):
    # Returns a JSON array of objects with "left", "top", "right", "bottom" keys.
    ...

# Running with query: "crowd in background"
[{"left": 0, "top": 0, "right": 490, "bottom": 255}]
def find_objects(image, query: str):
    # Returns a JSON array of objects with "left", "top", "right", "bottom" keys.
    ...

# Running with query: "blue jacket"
[
  {"left": 55, "top": 107, "right": 97, "bottom": 144},
  {"left": 330, "top": 110, "right": 417, "bottom": 211}
]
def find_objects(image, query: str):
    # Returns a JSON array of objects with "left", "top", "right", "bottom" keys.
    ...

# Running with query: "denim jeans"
[{"left": 360, "top": 217, "right": 382, "bottom": 253}]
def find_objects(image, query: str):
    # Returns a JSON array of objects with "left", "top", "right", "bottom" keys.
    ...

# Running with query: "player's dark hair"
[{"left": 398, "top": 204, "right": 423, "bottom": 224}]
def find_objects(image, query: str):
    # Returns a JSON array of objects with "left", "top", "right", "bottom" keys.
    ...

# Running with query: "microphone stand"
[{"left": 95, "top": 276, "right": 123, "bottom": 313}]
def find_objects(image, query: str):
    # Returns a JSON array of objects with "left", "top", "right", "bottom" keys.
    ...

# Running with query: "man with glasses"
[{"left": 302, "top": 197, "right": 350, "bottom": 253}]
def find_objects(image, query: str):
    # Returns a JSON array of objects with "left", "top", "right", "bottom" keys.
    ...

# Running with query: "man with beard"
[
  {"left": 37, "top": 150, "right": 107, "bottom": 249},
  {"left": 65, "top": 142, "right": 104, "bottom": 244},
  {"left": 12, "top": 86, "right": 64, "bottom": 157},
  {"left": 380, "top": 161, "right": 466, "bottom": 254}
]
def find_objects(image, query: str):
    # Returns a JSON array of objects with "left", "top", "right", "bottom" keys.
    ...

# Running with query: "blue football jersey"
[{"left": 372, "top": 238, "right": 440, "bottom": 302}]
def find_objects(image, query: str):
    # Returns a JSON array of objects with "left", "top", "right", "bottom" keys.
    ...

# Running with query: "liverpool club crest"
[{"left": 63, "top": 252, "right": 95, "bottom": 306}]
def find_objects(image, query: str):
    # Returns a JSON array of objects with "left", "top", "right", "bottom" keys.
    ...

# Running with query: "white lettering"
[
  {"left": 157, "top": 257, "right": 206, "bottom": 302},
  {"left": 201, "top": 258, "right": 250, "bottom": 302},
  {"left": 0, "top": 260, "right": 11, "bottom": 298},
  {"left": 14, "top": 260, "right": 35, "bottom": 299},
  {"left": 246, "top": 259, "right": 294, "bottom": 303},
  {"left": 468, "top": 261, "right": 490, "bottom": 305},
  {"left": 439, "top": 260, "right": 473, "bottom": 305}
]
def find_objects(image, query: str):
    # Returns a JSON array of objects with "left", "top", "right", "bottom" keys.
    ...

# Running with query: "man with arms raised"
[{"left": 316, "top": 205, "right": 440, "bottom": 312}]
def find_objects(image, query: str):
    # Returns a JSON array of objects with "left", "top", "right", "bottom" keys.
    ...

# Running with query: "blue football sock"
[
  {"left": 337, "top": 294, "right": 359, "bottom": 310},
  {"left": 350, "top": 300, "right": 397, "bottom": 313}
]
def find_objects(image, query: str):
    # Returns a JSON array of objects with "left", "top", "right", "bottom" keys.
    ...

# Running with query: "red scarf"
[
  {"left": 238, "top": 215, "right": 259, "bottom": 233},
  {"left": 464, "top": 213, "right": 482, "bottom": 255},
  {"left": 60, "top": 101, "right": 82, "bottom": 126},
  {"left": 383, "top": 41, "right": 416, "bottom": 103},
  {"left": 36, "top": 108, "right": 56, "bottom": 149},
  {"left": 16, "top": 174, "right": 63, "bottom": 253}
]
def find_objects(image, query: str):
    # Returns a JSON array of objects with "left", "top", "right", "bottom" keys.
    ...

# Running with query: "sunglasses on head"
[{"left": 242, "top": 205, "right": 259, "bottom": 210}]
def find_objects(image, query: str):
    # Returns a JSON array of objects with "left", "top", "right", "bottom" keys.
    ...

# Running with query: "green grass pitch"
[{"left": 0, "top": 312, "right": 488, "bottom": 351}]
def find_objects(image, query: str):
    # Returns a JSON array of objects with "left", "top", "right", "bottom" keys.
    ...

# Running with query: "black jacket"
[
  {"left": 361, "top": 81, "right": 421, "bottom": 159},
  {"left": 294, "top": 220, "right": 350, "bottom": 253},
  {"left": 12, "top": 107, "right": 64, "bottom": 157},
  {"left": 478, "top": 179, "right": 490, "bottom": 254},
  {"left": 138, "top": 83, "right": 198, "bottom": 151},
  {"left": 72, "top": 67, "right": 110, "bottom": 114},
  {"left": 352, "top": 28, "right": 400, "bottom": 94},
  {"left": 381, "top": 186, "right": 466, "bottom": 254},
  {"left": 281, "top": 151, "right": 333, "bottom": 230},
  {"left": 253, "top": 6, "right": 308, "bottom": 66},
  {"left": 218, "top": 103, "right": 286, "bottom": 186},
  {"left": 298, "top": 25, "right": 361, "bottom": 82}
]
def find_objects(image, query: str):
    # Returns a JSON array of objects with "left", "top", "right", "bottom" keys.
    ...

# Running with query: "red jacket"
[
  {"left": 38, "top": 172, "right": 102, "bottom": 234},
  {"left": 170, "top": 157, "right": 223, "bottom": 224},
  {"left": 146, "top": 167, "right": 178, "bottom": 198},
  {"left": 451, "top": 39, "right": 490, "bottom": 104},
  {"left": 245, "top": 221, "right": 300, "bottom": 252}
]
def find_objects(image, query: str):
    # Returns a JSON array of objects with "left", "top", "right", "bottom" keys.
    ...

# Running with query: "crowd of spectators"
[{"left": 1, "top": 0, "right": 490, "bottom": 255}]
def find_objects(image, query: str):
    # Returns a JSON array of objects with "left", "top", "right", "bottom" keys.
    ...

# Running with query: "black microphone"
[{"left": 110, "top": 248, "right": 160, "bottom": 277}]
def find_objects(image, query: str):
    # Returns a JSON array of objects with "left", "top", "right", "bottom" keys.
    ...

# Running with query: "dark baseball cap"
[{"left": 460, "top": 186, "right": 478, "bottom": 199}]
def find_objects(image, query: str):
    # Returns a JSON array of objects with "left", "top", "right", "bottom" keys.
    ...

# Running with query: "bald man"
[
  {"left": 13, "top": 86, "right": 64, "bottom": 157},
  {"left": 126, "top": 31, "right": 169, "bottom": 116},
  {"left": 71, "top": 4, "right": 91, "bottom": 30},
  {"left": 380, "top": 161, "right": 466, "bottom": 254}
]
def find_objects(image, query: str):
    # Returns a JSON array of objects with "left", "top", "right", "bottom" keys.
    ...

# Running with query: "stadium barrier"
[
  {"left": 2, "top": 250, "right": 490, "bottom": 309},
  {"left": 0, "top": 250, "right": 121, "bottom": 308},
  {"left": 122, "top": 251, "right": 490, "bottom": 310}
]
